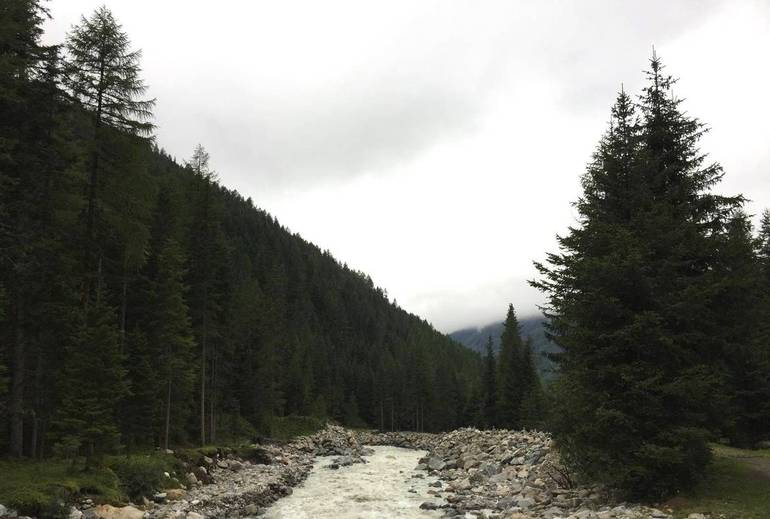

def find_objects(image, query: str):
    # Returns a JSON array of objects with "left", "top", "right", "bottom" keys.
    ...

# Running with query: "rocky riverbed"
[
  {"left": 389, "top": 428, "right": 676, "bottom": 519},
  {"left": 0, "top": 425, "right": 710, "bottom": 519}
]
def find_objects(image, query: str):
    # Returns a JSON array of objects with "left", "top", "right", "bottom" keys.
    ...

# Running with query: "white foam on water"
[{"left": 264, "top": 445, "right": 445, "bottom": 518}]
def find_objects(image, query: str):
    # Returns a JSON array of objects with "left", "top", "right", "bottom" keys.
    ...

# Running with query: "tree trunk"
[
  {"left": 119, "top": 255, "right": 128, "bottom": 352},
  {"left": 10, "top": 299, "right": 25, "bottom": 457},
  {"left": 30, "top": 348, "right": 43, "bottom": 458},
  {"left": 209, "top": 351, "right": 216, "bottom": 443},
  {"left": 164, "top": 378, "right": 172, "bottom": 450},
  {"left": 200, "top": 287, "right": 207, "bottom": 446},
  {"left": 83, "top": 55, "right": 104, "bottom": 305}
]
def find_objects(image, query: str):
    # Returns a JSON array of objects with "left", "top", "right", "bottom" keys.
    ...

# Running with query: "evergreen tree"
[
  {"left": 0, "top": 284, "right": 7, "bottom": 398},
  {"left": 151, "top": 239, "right": 196, "bottom": 449},
  {"left": 481, "top": 336, "right": 497, "bottom": 429},
  {"left": 0, "top": 0, "right": 79, "bottom": 458},
  {"left": 121, "top": 327, "right": 158, "bottom": 450},
  {"left": 532, "top": 56, "right": 742, "bottom": 498},
  {"left": 63, "top": 6, "right": 155, "bottom": 301},
  {"left": 185, "top": 144, "right": 227, "bottom": 444},
  {"left": 1, "top": 4, "right": 484, "bottom": 457},
  {"left": 50, "top": 288, "right": 127, "bottom": 466},
  {"left": 722, "top": 211, "right": 770, "bottom": 446},
  {"left": 518, "top": 338, "right": 544, "bottom": 430},
  {"left": 497, "top": 304, "right": 523, "bottom": 428}
]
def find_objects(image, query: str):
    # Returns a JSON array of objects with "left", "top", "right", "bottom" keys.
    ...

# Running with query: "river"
[{"left": 264, "top": 445, "right": 445, "bottom": 518}]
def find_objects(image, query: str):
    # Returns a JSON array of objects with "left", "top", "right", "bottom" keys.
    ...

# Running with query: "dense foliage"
[
  {"left": 532, "top": 57, "right": 770, "bottom": 498},
  {"left": 477, "top": 305, "right": 543, "bottom": 430},
  {"left": 0, "top": 3, "right": 481, "bottom": 459}
]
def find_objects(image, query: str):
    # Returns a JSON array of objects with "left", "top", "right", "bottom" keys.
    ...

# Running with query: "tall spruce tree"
[
  {"left": 497, "top": 304, "right": 523, "bottom": 428},
  {"left": 152, "top": 239, "right": 196, "bottom": 449},
  {"left": 532, "top": 56, "right": 742, "bottom": 498},
  {"left": 50, "top": 287, "right": 127, "bottom": 466}
]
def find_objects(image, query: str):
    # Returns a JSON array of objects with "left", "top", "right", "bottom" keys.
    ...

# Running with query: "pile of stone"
[
  {"left": 291, "top": 424, "right": 365, "bottom": 457},
  {"left": 355, "top": 430, "right": 437, "bottom": 451},
  {"left": 145, "top": 442, "right": 313, "bottom": 518},
  {"left": 146, "top": 423, "right": 368, "bottom": 518},
  {"left": 414, "top": 428, "right": 674, "bottom": 519}
]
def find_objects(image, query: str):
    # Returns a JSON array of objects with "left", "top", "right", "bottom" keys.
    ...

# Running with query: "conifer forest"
[{"left": 1, "top": 2, "right": 770, "bottom": 518}]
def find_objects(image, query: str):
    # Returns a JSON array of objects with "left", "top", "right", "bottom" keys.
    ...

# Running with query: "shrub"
[{"left": 108, "top": 455, "right": 174, "bottom": 500}]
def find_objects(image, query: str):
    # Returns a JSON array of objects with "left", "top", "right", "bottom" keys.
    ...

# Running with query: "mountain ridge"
[{"left": 450, "top": 315, "right": 560, "bottom": 379}]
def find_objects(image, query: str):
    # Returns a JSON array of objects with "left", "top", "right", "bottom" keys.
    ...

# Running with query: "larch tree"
[{"left": 63, "top": 5, "right": 155, "bottom": 302}]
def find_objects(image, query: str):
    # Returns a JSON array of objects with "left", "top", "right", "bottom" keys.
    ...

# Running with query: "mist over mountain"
[{"left": 450, "top": 316, "right": 560, "bottom": 379}]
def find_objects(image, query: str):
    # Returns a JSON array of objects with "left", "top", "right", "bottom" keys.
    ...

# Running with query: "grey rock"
[
  {"left": 478, "top": 462, "right": 500, "bottom": 477},
  {"left": 516, "top": 497, "right": 535, "bottom": 510},
  {"left": 186, "top": 472, "right": 198, "bottom": 486},
  {"left": 427, "top": 457, "right": 445, "bottom": 470}
]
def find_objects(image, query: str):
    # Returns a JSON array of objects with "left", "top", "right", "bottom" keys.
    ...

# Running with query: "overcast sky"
[{"left": 43, "top": 1, "right": 770, "bottom": 332}]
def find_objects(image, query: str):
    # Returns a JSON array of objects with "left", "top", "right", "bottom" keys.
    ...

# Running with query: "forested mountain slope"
[
  {"left": 450, "top": 316, "right": 559, "bottom": 379},
  {"left": 0, "top": 3, "right": 480, "bottom": 458}
]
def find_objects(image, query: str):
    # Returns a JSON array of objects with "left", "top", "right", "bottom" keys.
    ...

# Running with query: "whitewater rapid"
[{"left": 263, "top": 445, "right": 445, "bottom": 518}]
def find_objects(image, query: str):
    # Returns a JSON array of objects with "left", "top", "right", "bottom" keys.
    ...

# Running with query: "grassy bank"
[
  {"left": 666, "top": 444, "right": 770, "bottom": 519},
  {"left": 0, "top": 458, "right": 122, "bottom": 517},
  {"left": 0, "top": 417, "right": 326, "bottom": 516},
  {"left": 0, "top": 453, "right": 187, "bottom": 516}
]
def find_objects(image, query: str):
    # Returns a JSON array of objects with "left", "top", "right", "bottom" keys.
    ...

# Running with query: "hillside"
[
  {"left": 0, "top": 5, "right": 481, "bottom": 457},
  {"left": 450, "top": 316, "right": 560, "bottom": 379}
]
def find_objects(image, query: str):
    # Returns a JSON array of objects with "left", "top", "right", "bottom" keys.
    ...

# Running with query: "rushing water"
[{"left": 264, "top": 446, "right": 445, "bottom": 518}]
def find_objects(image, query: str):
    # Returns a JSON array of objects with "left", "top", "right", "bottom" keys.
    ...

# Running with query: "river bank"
[{"left": 1, "top": 425, "right": 714, "bottom": 518}]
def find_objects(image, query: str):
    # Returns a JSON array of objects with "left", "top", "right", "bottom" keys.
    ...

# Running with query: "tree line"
[
  {"left": 532, "top": 55, "right": 770, "bottom": 498},
  {"left": 477, "top": 304, "right": 543, "bottom": 431},
  {"left": 0, "top": 3, "right": 484, "bottom": 463}
]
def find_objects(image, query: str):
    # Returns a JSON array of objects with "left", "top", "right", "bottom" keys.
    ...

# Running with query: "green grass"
[
  {"left": 0, "top": 421, "right": 327, "bottom": 515},
  {"left": 0, "top": 453, "right": 183, "bottom": 516},
  {"left": 0, "top": 459, "right": 121, "bottom": 516},
  {"left": 666, "top": 444, "right": 770, "bottom": 519}
]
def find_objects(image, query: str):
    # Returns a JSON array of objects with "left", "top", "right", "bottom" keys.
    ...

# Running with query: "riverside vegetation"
[
  {"left": 4, "top": 425, "right": 767, "bottom": 518},
  {"left": 2, "top": 2, "right": 770, "bottom": 519}
]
